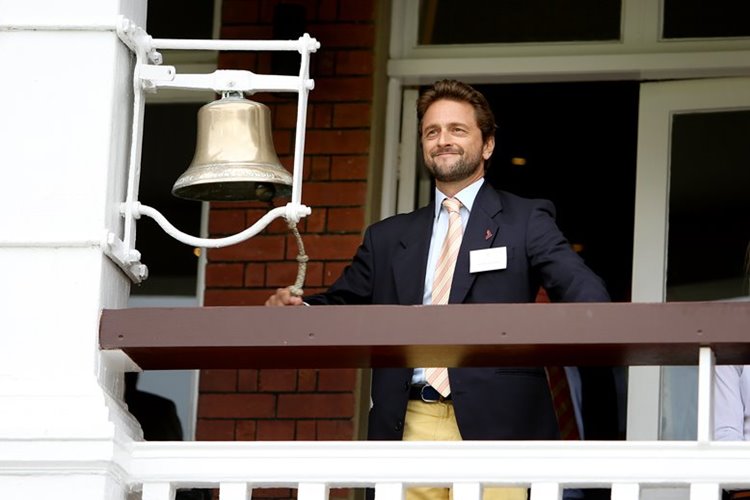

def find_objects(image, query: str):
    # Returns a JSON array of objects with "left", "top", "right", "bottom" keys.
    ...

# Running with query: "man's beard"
[{"left": 424, "top": 146, "right": 483, "bottom": 183}]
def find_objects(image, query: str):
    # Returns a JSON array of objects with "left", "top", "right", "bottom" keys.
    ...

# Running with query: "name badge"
[{"left": 469, "top": 246, "right": 507, "bottom": 273}]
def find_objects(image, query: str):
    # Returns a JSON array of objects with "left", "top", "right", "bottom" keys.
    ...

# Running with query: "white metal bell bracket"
[{"left": 106, "top": 16, "right": 318, "bottom": 285}]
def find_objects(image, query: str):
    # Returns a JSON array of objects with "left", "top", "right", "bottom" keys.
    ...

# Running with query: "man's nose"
[{"left": 436, "top": 129, "right": 452, "bottom": 146}]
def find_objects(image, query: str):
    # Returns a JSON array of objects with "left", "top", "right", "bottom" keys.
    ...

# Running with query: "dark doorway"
[
  {"left": 472, "top": 81, "right": 640, "bottom": 449},
  {"left": 478, "top": 81, "right": 639, "bottom": 303}
]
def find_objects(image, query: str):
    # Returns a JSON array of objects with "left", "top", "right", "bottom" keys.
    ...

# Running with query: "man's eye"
[{"left": 424, "top": 130, "right": 438, "bottom": 138}]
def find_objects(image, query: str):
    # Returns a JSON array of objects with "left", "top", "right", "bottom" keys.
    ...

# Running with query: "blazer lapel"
[
  {"left": 392, "top": 204, "right": 434, "bottom": 305},
  {"left": 450, "top": 183, "right": 503, "bottom": 304}
]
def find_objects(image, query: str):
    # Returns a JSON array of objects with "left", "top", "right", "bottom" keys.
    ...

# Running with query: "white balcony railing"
[{"left": 97, "top": 303, "right": 750, "bottom": 500}]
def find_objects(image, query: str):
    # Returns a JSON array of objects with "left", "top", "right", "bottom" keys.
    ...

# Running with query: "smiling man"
[{"left": 266, "top": 80, "right": 610, "bottom": 500}]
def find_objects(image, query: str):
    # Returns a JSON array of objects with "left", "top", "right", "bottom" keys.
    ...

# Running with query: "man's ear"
[{"left": 483, "top": 136, "right": 495, "bottom": 160}]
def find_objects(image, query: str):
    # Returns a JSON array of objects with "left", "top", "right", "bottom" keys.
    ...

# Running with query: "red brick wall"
[{"left": 197, "top": 0, "right": 376, "bottom": 465}]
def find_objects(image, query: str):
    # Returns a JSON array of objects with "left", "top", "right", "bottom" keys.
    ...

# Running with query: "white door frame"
[
  {"left": 628, "top": 76, "right": 750, "bottom": 440},
  {"left": 382, "top": 0, "right": 750, "bottom": 441}
]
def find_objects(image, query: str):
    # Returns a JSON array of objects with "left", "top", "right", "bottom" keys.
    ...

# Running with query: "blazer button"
[
  {"left": 394, "top": 420, "right": 403, "bottom": 432},
  {"left": 403, "top": 381, "right": 410, "bottom": 391}
]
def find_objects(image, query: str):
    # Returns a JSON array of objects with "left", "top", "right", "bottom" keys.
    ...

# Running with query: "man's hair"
[{"left": 417, "top": 79, "right": 497, "bottom": 143}]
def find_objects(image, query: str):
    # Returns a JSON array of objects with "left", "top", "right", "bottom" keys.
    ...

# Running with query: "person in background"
[
  {"left": 713, "top": 243, "right": 750, "bottom": 500},
  {"left": 267, "top": 79, "right": 610, "bottom": 500}
]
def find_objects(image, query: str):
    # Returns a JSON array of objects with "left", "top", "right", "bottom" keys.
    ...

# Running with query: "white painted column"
[{"left": 0, "top": 0, "right": 146, "bottom": 498}]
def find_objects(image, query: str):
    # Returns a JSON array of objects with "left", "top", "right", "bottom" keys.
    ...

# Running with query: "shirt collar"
[{"left": 434, "top": 177, "right": 485, "bottom": 219}]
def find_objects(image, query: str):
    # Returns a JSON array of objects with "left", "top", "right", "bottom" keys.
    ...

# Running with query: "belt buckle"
[{"left": 420, "top": 385, "right": 441, "bottom": 403}]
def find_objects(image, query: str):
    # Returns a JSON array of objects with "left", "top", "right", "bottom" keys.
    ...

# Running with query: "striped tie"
[{"left": 425, "top": 197, "right": 464, "bottom": 398}]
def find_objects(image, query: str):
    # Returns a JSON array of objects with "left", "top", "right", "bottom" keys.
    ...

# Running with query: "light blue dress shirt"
[{"left": 412, "top": 178, "right": 484, "bottom": 385}]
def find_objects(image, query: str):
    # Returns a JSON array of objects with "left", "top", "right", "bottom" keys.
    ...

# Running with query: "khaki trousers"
[{"left": 403, "top": 400, "right": 527, "bottom": 500}]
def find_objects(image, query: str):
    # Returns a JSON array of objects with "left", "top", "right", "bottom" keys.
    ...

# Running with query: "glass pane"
[
  {"left": 418, "top": 0, "right": 622, "bottom": 45},
  {"left": 660, "top": 110, "right": 750, "bottom": 440},
  {"left": 134, "top": 104, "right": 203, "bottom": 296},
  {"left": 663, "top": 0, "right": 750, "bottom": 39}
]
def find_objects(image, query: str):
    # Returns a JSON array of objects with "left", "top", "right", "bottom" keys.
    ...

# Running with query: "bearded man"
[{"left": 267, "top": 79, "right": 610, "bottom": 500}]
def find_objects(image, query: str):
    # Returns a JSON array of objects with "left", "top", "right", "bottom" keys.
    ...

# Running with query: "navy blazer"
[{"left": 306, "top": 182, "right": 610, "bottom": 440}]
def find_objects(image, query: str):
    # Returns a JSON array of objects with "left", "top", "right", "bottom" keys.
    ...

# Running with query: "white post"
[{"left": 0, "top": 0, "right": 146, "bottom": 498}]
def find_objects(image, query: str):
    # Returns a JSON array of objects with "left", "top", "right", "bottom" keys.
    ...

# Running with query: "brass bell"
[{"left": 172, "top": 92, "right": 292, "bottom": 202}]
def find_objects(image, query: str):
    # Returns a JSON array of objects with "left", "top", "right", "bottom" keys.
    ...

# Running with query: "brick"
[
  {"left": 327, "top": 207, "right": 364, "bottom": 233},
  {"left": 313, "top": 103, "right": 332, "bottom": 128},
  {"left": 317, "top": 0, "right": 337, "bottom": 21},
  {"left": 205, "top": 263, "right": 244, "bottom": 287},
  {"left": 330, "top": 488, "right": 352, "bottom": 498},
  {"left": 259, "top": 369, "right": 298, "bottom": 392},
  {"left": 251, "top": 489, "right": 294, "bottom": 499},
  {"left": 313, "top": 23, "right": 374, "bottom": 48},
  {"left": 218, "top": 51, "right": 258, "bottom": 71},
  {"left": 301, "top": 286, "right": 327, "bottom": 295},
  {"left": 198, "top": 393, "right": 276, "bottom": 418},
  {"left": 221, "top": 25, "right": 273, "bottom": 41},
  {"left": 333, "top": 103, "right": 371, "bottom": 128},
  {"left": 199, "top": 369, "right": 238, "bottom": 392},
  {"left": 273, "top": 102, "right": 300, "bottom": 129},
  {"left": 310, "top": 77, "right": 373, "bottom": 102},
  {"left": 316, "top": 420, "right": 354, "bottom": 440},
  {"left": 266, "top": 262, "right": 302, "bottom": 287},
  {"left": 339, "top": 0, "right": 374, "bottom": 21},
  {"left": 310, "top": 156, "right": 330, "bottom": 180},
  {"left": 236, "top": 420, "right": 257, "bottom": 441},
  {"left": 257, "top": 420, "right": 295, "bottom": 441},
  {"left": 204, "top": 288, "right": 277, "bottom": 306},
  {"left": 304, "top": 130, "right": 369, "bottom": 155},
  {"left": 209, "top": 209, "right": 246, "bottom": 236},
  {"left": 244, "top": 263, "right": 266, "bottom": 287},
  {"left": 273, "top": 129, "right": 293, "bottom": 155},
  {"left": 303, "top": 207, "right": 326, "bottom": 233},
  {"left": 207, "top": 235, "right": 285, "bottom": 262},
  {"left": 318, "top": 369, "right": 357, "bottom": 391},
  {"left": 298, "top": 261, "right": 324, "bottom": 287},
  {"left": 298, "top": 369, "right": 318, "bottom": 391},
  {"left": 277, "top": 393, "right": 355, "bottom": 418},
  {"left": 324, "top": 262, "right": 348, "bottom": 286},
  {"left": 222, "top": 0, "right": 260, "bottom": 24},
  {"left": 238, "top": 369, "right": 259, "bottom": 392},
  {"left": 331, "top": 156, "right": 368, "bottom": 180},
  {"left": 196, "top": 419, "right": 235, "bottom": 441},
  {"left": 288, "top": 234, "right": 361, "bottom": 260},
  {"left": 301, "top": 181, "right": 366, "bottom": 206},
  {"left": 313, "top": 50, "right": 336, "bottom": 77},
  {"left": 336, "top": 50, "right": 373, "bottom": 76},
  {"left": 296, "top": 420, "right": 316, "bottom": 440}
]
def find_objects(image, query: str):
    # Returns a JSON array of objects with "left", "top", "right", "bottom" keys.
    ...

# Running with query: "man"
[{"left": 267, "top": 80, "right": 610, "bottom": 499}]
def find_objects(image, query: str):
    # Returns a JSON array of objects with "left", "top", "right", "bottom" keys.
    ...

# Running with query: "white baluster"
[
  {"left": 531, "top": 482, "right": 561, "bottom": 500},
  {"left": 690, "top": 483, "right": 721, "bottom": 500},
  {"left": 697, "top": 346, "right": 716, "bottom": 443},
  {"left": 299, "top": 482, "right": 330, "bottom": 500},
  {"left": 453, "top": 482, "right": 482, "bottom": 500},
  {"left": 375, "top": 482, "right": 405, "bottom": 500},
  {"left": 142, "top": 482, "right": 175, "bottom": 500},
  {"left": 220, "top": 482, "right": 251, "bottom": 500},
  {"left": 612, "top": 483, "right": 641, "bottom": 500}
]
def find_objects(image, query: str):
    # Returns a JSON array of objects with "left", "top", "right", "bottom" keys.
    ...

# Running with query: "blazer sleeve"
[{"left": 525, "top": 199, "right": 610, "bottom": 303}]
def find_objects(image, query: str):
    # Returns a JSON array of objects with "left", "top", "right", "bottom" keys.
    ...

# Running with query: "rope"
[{"left": 287, "top": 219, "right": 308, "bottom": 297}]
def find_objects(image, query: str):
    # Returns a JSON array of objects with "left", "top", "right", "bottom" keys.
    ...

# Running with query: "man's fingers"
[{"left": 265, "top": 287, "right": 303, "bottom": 306}]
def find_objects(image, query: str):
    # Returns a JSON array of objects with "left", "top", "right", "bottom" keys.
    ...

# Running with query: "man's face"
[{"left": 421, "top": 99, "right": 494, "bottom": 184}]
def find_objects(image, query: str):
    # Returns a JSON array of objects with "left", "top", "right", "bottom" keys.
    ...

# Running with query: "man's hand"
[{"left": 265, "top": 287, "right": 304, "bottom": 306}]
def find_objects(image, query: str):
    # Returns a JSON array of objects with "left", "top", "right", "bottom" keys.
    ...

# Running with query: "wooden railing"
[{"left": 100, "top": 302, "right": 750, "bottom": 500}]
